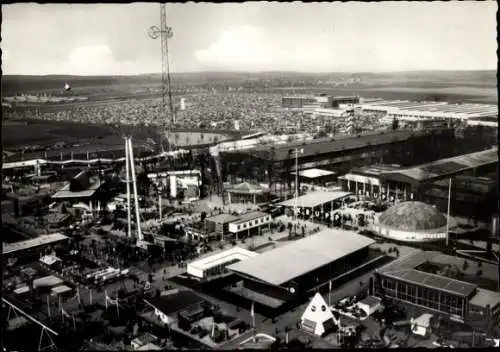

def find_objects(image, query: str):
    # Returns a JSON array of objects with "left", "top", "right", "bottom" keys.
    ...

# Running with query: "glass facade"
[{"left": 379, "top": 276, "right": 466, "bottom": 319}]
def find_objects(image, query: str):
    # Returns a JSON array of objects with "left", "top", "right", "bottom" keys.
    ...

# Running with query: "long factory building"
[
  {"left": 338, "top": 148, "right": 498, "bottom": 221},
  {"left": 361, "top": 100, "right": 498, "bottom": 122},
  {"left": 217, "top": 127, "right": 484, "bottom": 196},
  {"left": 339, "top": 148, "right": 498, "bottom": 201}
]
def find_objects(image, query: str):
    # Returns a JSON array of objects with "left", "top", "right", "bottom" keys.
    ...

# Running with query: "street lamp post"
[{"left": 292, "top": 148, "right": 304, "bottom": 228}]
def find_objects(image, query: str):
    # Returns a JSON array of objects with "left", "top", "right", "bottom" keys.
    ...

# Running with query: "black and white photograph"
[{"left": 1, "top": 1, "right": 498, "bottom": 350}]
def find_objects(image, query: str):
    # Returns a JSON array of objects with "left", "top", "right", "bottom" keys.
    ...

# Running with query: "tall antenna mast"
[{"left": 148, "top": 3, "right": 175, "bottom": 149}]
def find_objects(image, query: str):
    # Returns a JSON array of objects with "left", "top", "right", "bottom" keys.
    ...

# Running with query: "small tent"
[{"left": 300, "top": 292, "right": 339, "bottom": 337}]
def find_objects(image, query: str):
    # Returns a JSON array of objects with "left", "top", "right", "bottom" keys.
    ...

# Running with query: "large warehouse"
[
  {"left": 360, "top": 100, "right": 498, "bottom": 121},
  {"left": 227, "top": 229, "right": 375, "bottom": 310},
  {"left": 339, "top": 148, "right": 498, "bottom": 202},
  {"left": 217, "top": 128, "right": 462, "bottom": 197}
]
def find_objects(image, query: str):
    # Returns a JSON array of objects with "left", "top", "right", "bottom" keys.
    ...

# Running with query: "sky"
[{"left": 2, "top": 2, "right": 497, "bottom": 75}]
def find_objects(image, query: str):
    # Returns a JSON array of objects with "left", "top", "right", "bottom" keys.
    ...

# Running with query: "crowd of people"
[{"left": 3, "top": 91, "right": 391, "bottom": 138}]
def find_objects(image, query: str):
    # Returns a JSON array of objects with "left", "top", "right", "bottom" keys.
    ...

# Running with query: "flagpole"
[
  {"left": 329, "top": 280, "right": 332, "bottom": 307},
  {"left": 105, "top": 290, "right": 108, "bottom": 311},
  {"left": 47, "top": 295, "right": 51, "bottom": 318},
  {"left": 446, "top": 178, "right": 452, "bottom": 247},
  {"left": 250, "top": 301, "right": 255, "bottom": 335}
]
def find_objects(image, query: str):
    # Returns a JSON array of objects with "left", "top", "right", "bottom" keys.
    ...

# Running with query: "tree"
[{"left": 392, "top": 117, "right": 399, "bottom": 130}]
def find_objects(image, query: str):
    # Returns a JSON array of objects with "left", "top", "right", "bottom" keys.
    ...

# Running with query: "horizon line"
[{"left": 2, "top": 68, "right": 497, "bottom": 77}]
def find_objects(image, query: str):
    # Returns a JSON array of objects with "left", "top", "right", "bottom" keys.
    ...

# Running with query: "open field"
[
  {"left": 2, "top": 121, "right": 118, "bottom": 148},
  {"left": 1, "top": 118, "right": 239, "bottom": 151}
]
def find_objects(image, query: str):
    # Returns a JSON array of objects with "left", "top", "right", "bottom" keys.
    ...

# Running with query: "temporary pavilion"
[{"left": 227, "top": 229, "right": 375, "bottom": 313}]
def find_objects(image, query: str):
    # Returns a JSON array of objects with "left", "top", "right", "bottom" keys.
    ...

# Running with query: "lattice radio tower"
[{"left": 148, "top": 3, "right": 175, "bottom": 150}]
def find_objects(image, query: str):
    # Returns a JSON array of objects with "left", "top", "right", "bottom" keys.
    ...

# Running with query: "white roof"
[
  {"left": 469, "top": 288, "right": 500, "bottom": 309},
  {"left": 228, "top": 229, "right": 375, "bottom": 286},
  {"left": 40, "top": 255, "right": 61, "bottom": 266},
  {"left": 137, "top": 343, "right": 162, "bottom": 351},
  {"left": 51, "top": 285, "right": 72, "bottom": 294},
  {"left": 52, "top": 181, "right": 101, "bottom": 199},
  {"left": 188, "top": 247, "right": 258, "bottom": 272},
  {"left": 291, "top": 168, "right": 336, "bottom": 179},
  {"left": 33, "top": 275, "right": 64, "bottom": 288},
  {"left": 279, "top": 191, "right": 352, "bottom": 208},
  {"left": 3, "top": 233, "right": 69, "bottom": 255},
  {"left": 412, "top": 313, "right": 434, "bottom": 327},
  {"left": 14, "top": 286, "right": 30, "bottom": 294}
]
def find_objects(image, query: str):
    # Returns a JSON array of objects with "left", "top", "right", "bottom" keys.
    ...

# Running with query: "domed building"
[{"left": 375, "top": 201, "right": 454, "bottom": 242}]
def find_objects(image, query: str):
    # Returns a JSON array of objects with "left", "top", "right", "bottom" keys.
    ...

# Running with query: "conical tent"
[{"left": 300, "top": 292, "right": 338, "bottom": 336}]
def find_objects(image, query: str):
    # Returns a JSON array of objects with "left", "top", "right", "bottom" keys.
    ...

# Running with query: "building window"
[{"left": 237, "top": 225, "right": 241, "bottom": 230}]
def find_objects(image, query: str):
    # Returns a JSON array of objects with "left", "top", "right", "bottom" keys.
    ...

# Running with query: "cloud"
[
  {"left": 60, "top": 44, "right": 151, "bottom": 75},
  {"left": 61, "top": 44, "right": 117, "bottom": 75},
  {"left": 195, "top": 25, "right": 337, "bottom": 71},
  {"left": 2, "top": 48, "right": 10, "bottom": 66}
]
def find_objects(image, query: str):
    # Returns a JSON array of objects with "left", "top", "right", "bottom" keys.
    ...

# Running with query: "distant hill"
[{"left": 2, "top": 70, "right": 496, "bottom": 96}]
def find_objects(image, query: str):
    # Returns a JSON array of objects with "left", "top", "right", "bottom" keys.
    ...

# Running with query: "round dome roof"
[{"left": 378, "top": 201, "right": 447, "bottom": 232}]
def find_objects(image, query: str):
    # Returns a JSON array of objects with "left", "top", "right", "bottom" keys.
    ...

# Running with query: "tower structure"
[
  {"left": 124, "top": 137, "right": 145, "bottom": 248},
  {"left": 148, "top": 3, "right": 175, "bottom": 150}
]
